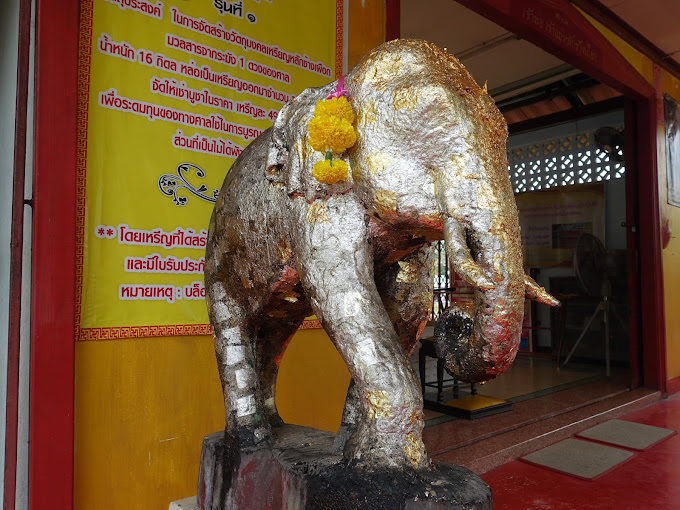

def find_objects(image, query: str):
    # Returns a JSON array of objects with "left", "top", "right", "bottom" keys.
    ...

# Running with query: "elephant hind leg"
[
  {"left": 253, "top": 292, "right": 313, "bottom": 428},
  {"left": 207, "top": 282, "right": 270, "bottom": 450},
  {"left": 375, "top": 245, "right": 435, "bottom": 356}
]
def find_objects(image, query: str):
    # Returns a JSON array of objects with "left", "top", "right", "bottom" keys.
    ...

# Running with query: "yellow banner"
[{"left": 76, "top": 0, "right": 342, "bottom": 340}]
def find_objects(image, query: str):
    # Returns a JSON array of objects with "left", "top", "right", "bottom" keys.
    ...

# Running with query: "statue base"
[{"left": 197, "top": 425, "right": 492, "bottom": 510}]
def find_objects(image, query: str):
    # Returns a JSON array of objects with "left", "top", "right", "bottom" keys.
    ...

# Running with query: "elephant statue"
[{"left": 204, "top": 38, "right": 559, "bottom": 476}]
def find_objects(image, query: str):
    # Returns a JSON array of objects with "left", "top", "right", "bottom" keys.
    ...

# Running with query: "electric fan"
[{"left": 563, "top": 233, "right": 628, "bottom": 376}]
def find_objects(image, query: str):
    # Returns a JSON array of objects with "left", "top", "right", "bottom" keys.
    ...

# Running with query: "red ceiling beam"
[
  {"left": 453, "top": 0, "right": 654, "bottom": 100},
  {"left": 571, "top": 0, "right": 680, "bottom": 83}
]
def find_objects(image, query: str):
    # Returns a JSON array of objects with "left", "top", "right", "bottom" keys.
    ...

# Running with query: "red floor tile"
[{"left": 482, "top": 394, "right": 680, "bottom": 509}]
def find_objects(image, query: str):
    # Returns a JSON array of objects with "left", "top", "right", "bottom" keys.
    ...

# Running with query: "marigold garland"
[
  {"left": 313, "top": 158, "right": 349, "bottom": 184},
  {"left": 313, "top": 97, "right": 355, "bottom": 124},
  {"left": 308, "top": 115, "right": 356, "bottom": 154},
  {"left": 307, "top": 84, "right": 356, "bottom": 184}
]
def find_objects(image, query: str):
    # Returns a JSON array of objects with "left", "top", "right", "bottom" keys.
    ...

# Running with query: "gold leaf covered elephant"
[{"left": 204, "top": 38, "right": 558, "bottom": 476}]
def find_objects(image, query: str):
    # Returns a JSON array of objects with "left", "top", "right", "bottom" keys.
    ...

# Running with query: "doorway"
[{"left": 395, "top": 0, "right": 658, "bottom": 421}]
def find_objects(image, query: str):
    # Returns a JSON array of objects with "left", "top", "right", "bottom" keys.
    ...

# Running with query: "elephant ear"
[
  {"left": 265, "top": 82, "right": 354, "bottom": 200},
  {"left": 265, "top": 102, "right": 291, "bottom": 185}
]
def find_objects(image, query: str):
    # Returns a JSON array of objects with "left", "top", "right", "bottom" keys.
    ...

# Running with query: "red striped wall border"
[
  {"left": 74, "top": 0, "right": 92, "bottom": 343},
  {"left": 78, "top": 317, "right": 322, "bottom": 341}
]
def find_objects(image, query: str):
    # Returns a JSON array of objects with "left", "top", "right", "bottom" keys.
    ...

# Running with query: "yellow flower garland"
[
  {"left": 307, "top": 94, "right": 356, "bottom": 184},
  {"left": 312, "top": 159, "right": 349, "bottom": 185},
  {"left": 313, "top": 97, "right": 355, "bottom": 124},
  {"left": 308, "top": 116, "right": 356, "bottom": 154}
]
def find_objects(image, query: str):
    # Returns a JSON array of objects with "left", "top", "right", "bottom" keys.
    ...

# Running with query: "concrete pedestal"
[
  {"left": 191, "top": 425, "right": 492, "bottom": 510},
  {"left": 169, "top": 497, "right": 198, "bottom": 510}
]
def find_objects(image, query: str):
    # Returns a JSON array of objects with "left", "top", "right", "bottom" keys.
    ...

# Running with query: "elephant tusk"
[{"left": 524, "top": 274, "right": 561, "bottom": 307}]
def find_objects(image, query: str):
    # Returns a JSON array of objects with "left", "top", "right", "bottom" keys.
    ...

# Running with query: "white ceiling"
[{"left": 400, "top": 0, "right": 575, "bottom": 98}]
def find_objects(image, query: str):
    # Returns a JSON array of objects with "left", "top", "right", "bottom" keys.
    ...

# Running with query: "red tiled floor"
[
  {"left": 423, "top": 375, "right": 659, "bottom": 475},
  {"left": 482, "top": 393, "right": 680, "bottom": 509},
  {"left": 424, "top": 378, "right": 633, "bottom": 455}
]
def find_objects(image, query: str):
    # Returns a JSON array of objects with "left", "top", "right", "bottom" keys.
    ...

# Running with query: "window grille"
[{"left": 507, "top": 128, "right": 625, "bottom": 193}]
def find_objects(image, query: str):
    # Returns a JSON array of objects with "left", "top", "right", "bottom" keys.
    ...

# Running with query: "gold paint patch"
[
  {"left": 357, "top": 100, "right": 378, "bottom": 124},
  {"left": 306, "top": 202, "right": 329, "bottom": 223},
  {"left": 393, "top": 87, "right": 419, "bottom": 111},
  {"left": 404, "top": 432, "right": 422, "bottom": 467},
  {"left": 364, "top": 152, "right": 393, "bottom": 175},
  {"left": 447, "top": 154, "right": 478, "bottom": 181},
  {"left": 396, "top": 260, "right": 417, "bottom": 284},
  {"left": 295, "top": 138, "right": 314, "bottom": 163},
  {"left": 365, "top": 390, "right": 392, "bottom": 419},
  {"left": 276, "top": 239, "right": 293, "bottom": 264},
  {"left": 374, "top": 190, "right": 397, "bottom": 214},
  {"left": 493, "top": 252, "right": 506, "bottom": 282},
  {"left": 475, "top": 180, "right": 496, "bottom": 211},
  {"left": 371, "top": 57, "right": 402, "bottom": 81},
  {"left": 208, "top": 218, "right": 215, "bottom": 240},
  {"left": 457, "top": 259, "right": 484, "bottom": 285}
]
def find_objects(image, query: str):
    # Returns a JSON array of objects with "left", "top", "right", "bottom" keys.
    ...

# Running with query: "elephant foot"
[
  {"left": 233, "top": 420, "right": 274, "bottom": 453},
  {"left": 342, "top": 420, "right": 431, "bottom": 471}
]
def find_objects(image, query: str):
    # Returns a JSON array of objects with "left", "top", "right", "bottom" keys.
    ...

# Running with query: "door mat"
[
  {"left": 521, "top": 438, "right": 634, "bottom": 480},
  {"left": 577, "top": 419, "right": 676, "bottom": 450}
]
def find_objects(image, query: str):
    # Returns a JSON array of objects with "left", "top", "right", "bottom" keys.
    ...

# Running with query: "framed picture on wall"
[{"left": 664, "top": 94, "right": 680, "bottom": 207}]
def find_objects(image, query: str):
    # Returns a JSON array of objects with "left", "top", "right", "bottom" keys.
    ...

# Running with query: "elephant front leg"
[
  {"left": 336, "top": 246, "right": 435, "bottom": 453},
  {"left": 290, "top": 195, "right": 429, "bottom": 470}
]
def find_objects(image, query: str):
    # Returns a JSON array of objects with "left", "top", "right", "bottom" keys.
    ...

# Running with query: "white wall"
[
  {"left": 17, "top": 3, "right": 35, "bottom": 505},
  {"left": 1, "top": 1, "right": 34, "bottom": 508},
  {"left": 0, "top": 0, "right": 22, "bottom": 503}
]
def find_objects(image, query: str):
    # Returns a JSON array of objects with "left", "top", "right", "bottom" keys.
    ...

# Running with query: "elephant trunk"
[{"left": 434, "top": 165, "right": 526, "bottom": 384}]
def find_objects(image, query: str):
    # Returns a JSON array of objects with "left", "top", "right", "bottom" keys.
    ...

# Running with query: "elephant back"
[{"left": 346, "top": 39, "right": 507, "bottom": 152}]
